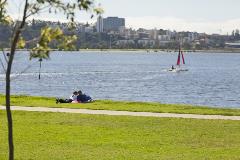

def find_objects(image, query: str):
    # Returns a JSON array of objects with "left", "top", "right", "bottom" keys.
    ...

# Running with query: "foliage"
[
  {"left": 16, "top": 37, "right": 26, "bottom": 49},
  {"left": 25, "top": 0, "right": 102, "bottom": 59},
  {"left": 0, "top": 0, "right": 12, "bottom": 25},
  {"left": 29, "top": 27, "right": 77, "bottom": 59}
]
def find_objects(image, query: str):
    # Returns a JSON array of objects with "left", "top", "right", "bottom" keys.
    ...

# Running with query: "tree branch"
[
  {"left": 25, "top": 36, "right": 41, "bottom": 44},
  {"left": 26, "top": 4, "right": 51, "bottom": 18},
  {"left": 1, "top": 48, "right": 8, "bottom": 63}
]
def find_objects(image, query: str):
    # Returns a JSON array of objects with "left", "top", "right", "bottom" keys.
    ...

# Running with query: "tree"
[{"left": 0, "top": 1, "right": 102, "bottom": 160}]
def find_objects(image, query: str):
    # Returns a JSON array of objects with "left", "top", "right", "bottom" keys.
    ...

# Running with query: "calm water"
[{"left": 0, "top": 51, "right": 240, "bottom": 108}]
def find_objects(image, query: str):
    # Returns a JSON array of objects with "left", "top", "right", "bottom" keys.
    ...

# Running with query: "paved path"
[{"left": 0, "top": 106, "right": 240, "bottom": 121}]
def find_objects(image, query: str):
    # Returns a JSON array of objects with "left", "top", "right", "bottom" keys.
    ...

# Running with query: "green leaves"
[
  {"left": 93, "top": 7, "right": 104, "bottom": 15},
  {"left": 78, "top": 0, "right": 92, "bottom": 10},
  {"left": 58, "top": 35, "right": 77, "bottom": 51},
  {"left": 17, "top": 37, "right": 26, "bottom": 49},
  {"left": 0, "top": 0, "right": 6, "bottom": 18},
  {"left": 30, "top": 27, "right": 77, "bottom": 60},
  {"left": 30, "top": 27, "right": 62, "bottom": 59},
  {"left": 0, "top": 0, "right": 13, "bottom": 25}
]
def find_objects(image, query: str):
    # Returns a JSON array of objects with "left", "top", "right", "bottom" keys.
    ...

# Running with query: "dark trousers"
[{"left": 58, "top": 99, "right": 72, "bottom": 103}]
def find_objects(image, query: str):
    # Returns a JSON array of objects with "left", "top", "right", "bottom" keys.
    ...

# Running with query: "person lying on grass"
[
  {"left": 76, "top": 90, "right": 93, "bottom": 103},
  {"left": 56, "top": 90, "right": 93, "bottom": 104}
]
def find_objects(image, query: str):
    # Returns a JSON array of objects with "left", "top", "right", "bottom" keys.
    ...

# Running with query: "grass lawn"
[
  {"left": 0, "top": 110, "right": 240, "bottom": 160},
  {"left": 0, "top": 94, "right": 240, "bottom": 116}
]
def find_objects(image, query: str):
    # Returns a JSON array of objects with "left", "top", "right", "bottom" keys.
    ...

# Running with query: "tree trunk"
[
  {"left": 6, "top": 65, "right": 14, "bottom": 160},
  {"left": 5, "top": 1, "right": 28, "bottom": 159}
]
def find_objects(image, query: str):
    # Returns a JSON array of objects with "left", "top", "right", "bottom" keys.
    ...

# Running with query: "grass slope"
[
  {"left": 0, "top": 111, "right": 240, "bottom": 160},
  {"left": 0, "top": 94, "right": 240, "bottom": 116}
]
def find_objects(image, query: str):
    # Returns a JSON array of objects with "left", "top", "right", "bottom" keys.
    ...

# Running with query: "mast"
[
  {"left": 181, "top": 51, "right": 185, "bottom": 64},
  {"left": 176, "top": 45, "right": 181, "bottom": 66}
]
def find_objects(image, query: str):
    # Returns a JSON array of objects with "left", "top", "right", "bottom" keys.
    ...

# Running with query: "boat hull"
[{"left": 168, "top": 68, "right": 188, "bottom": 72}]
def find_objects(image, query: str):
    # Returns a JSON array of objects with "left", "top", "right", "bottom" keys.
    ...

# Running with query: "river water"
[{"left": 0, "top": 51, "right": 240, "bottom": 108}]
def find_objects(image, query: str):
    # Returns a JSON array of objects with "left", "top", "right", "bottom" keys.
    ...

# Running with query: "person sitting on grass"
[
  {"left": 77, "top": 90, "right": 93, "bottom": 103},
  {"left": 56, "top": 91, "right": 78, "bottom": 104}
]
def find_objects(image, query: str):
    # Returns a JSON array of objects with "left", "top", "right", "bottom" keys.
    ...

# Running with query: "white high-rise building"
[{"left": 96, "top": 15, "right": 103, "bottom": 33}]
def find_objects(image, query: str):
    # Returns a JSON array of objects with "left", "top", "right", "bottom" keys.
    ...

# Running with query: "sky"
[{"left": 6, "top": 0, "right": 240, "bottom": 34}]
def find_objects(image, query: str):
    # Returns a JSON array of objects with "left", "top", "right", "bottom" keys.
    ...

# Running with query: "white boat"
[{"left": 168, "top": 68, "right": 188, "bottom": 72}]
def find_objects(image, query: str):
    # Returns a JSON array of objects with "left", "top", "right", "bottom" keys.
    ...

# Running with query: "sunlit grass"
[
  {"left": 0, "top": 110, "right": 240, "bottom": 160},
  {"left": 0, "top": 94, "right": 240, "bottom": 116}
]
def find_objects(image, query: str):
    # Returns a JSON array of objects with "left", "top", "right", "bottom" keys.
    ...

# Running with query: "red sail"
[
  {"left": 177, "top": 49, "right": 181, "bottom": 65},
  {"left": 181, "top": 51, "right": 185, "bottom": 64}
]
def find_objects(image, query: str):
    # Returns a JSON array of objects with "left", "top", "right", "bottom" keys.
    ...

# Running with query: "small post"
[{"left": 38, "top": 58, "right": 42, "bottom": 80}]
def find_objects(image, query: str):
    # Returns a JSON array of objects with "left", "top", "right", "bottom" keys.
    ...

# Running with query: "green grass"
[
  {"left": 0, "top": 94, "right": 240, "bottom": 116},
  {"left": 0, "top": 110, "right": 240, "bottom": 160}
]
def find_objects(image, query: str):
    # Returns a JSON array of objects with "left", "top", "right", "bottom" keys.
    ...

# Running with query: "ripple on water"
[{"left": 0, "top": 52, "right": 240, "bottom": 108}]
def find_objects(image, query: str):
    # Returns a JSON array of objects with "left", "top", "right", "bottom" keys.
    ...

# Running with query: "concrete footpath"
[{"left": 0, "top": 106, "right": 240, "bottom": 121}]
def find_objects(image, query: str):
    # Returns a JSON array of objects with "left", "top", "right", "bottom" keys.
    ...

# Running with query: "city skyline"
[
  {"left": 6, "top": 0, "right": 240, "bottom": 34},
  {"left": 96, "top": 0, "right": 240, "bottom": 34}
]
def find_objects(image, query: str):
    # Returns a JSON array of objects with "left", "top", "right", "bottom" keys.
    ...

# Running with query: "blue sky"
[{"left": 7, "top": 0, "right": 240, "bottom": 34}]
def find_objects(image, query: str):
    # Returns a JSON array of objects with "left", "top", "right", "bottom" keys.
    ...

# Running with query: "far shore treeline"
[{"left": 1, "top": 19, "right": 240, "bottom": 51}]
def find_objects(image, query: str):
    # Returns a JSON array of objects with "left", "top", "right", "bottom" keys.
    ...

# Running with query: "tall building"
[
  {"left": 103, "top": 17, "right": 125, "bottom": 32},
  {"left": 150, "top": 28, "right": 158, "bottom": 40},
  {"left": 96, "top": 15, "right": 103, "bottom": 33}
]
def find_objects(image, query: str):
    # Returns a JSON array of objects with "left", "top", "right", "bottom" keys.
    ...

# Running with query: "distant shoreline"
[
  {"left": 9, "top": 48, "right": 240, "bottom": 53},
  {"left": 78, "top": 49, "right": 240, "bottom": 53}
]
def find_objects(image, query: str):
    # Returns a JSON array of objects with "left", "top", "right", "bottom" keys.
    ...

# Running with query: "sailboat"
[{"left": 169, "top": 46, "right": 188, "bottom": 72}]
